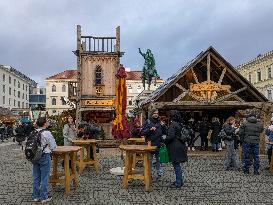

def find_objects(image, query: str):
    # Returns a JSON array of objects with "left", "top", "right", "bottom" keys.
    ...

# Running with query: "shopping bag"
[{"left": 159, "top": 145, "right": 169, "bottom": 164}]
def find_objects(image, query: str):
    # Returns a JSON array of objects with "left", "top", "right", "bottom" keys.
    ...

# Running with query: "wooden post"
[
  {"left": 207, "top": 53, "right": 210, "bottom": 83},
  {"left": 116, "top": 26, "right": 120, "bottom": 52},
  {"left": 76, "top": 25, "right": 82, "bottom": 130}
]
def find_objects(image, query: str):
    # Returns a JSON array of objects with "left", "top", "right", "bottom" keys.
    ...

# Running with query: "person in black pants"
[{"left": 199, "top": 118, "right": 210, "bottom": 151}]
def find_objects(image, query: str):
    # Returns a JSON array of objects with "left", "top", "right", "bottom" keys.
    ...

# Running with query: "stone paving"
[{"left": 1, "top": 140, "right": 273, "bottom": 205}]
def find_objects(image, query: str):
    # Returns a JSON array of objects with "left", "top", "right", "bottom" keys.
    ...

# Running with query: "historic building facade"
[
  {"left": 45, "top": 70, "right": 77, "bottom": 116},
  {"left": 0, "top": 65, "right": 36, "bottom": 109},
  {"left": 236, "top": 50, "right": 273, "bottom": 100},
  {"left": 125, "top": 68, "right": 164, "bottom": 114}
]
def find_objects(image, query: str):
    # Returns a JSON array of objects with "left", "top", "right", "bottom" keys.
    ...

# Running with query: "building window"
[
  {"left": 9, "top": 87, "right": 11, "bottom": 95},
  {"left": 26, "top": 85, "right": 28, "bottom": 91},
  {"left": 23, "top": 84, "right": 25, "bottom": 90},
  {"left": 128, "top": 100, "right": 133, "bottom": 105},
  {"left": 14, "top": 89, "right": 16, "bottom": 96},
  {"left": 53, "top": 110, "right": 57, "bottom": 113},
  {"left": 257, "top": 70, "right": 261, "bottom": 82},
  {"left": 137, "top": 85, "right": 142, "bottom": 93},
  {"left": 18, "top": 101, "right": 20, "bottom": 108},
  {"left": 268, "top": 66, "right": 272, "bottom": 79},
  {"left": 248, "top": 74, "right": 251, "bottom": 83},
  {"left": 22, "top": 93, "right": 24, "bottom": 99},
  {"left": 52, "top": 98, "right": 56, "bottom": 105},
  {"left": 18, "top": 81, "right": 20, "bottom": 88},
  {"left": 62, "top": 85, "right": 66, "bottom": 92},
  {"left": 2, "top": 85, "right": 5, "bottom": 93},
  {"left": 22, "top": 102, "right": 24, "bottom": 108},
  {"left": 26, "top": 94, "right": 28, "bottom": 100},
  {"left": 18, "top": 91, "right": 20, "bottom": 98},
  {"left": 52, "top": 85, "right": 56, "bottom": 92},
  {"left": 3, "top": 74, "right": 5, "bottom": 82},
  {"left": 26, "top": 103, "right": 28, "bottom": 108},
  {"left": 128, "top": 85, "right": 133, "bottom": 93},
  {"left": 14, "top": 99, "right": 16, "bottom": 106},
  {"left": 14, "top": 79, "right": 16, "bottom": 86},
  {"left": 2, "top": 96, "right": 5, "bottom": 104},
  {"left": 9, "top": 98, "right": 11, "bottom": 105},
  {"left": 9, "top": 76, "right": 11, "bottom": 84},
  {"left": 95, "top": 65, "right": 102, "bottom": 85},
  {"left": 62, "top": 98, "right": 66, "bottom": 105},
  {"left": 268, "top": 90, "right": 272, "bottom": 100}
]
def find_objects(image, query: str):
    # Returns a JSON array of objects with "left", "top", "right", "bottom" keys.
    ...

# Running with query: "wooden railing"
[{"left": 81, "top": 36, "right": 117, "bottom": 52}]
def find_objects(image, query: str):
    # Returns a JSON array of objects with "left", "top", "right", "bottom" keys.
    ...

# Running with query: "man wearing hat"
[
  {"left": 141, "top": 108, "right": 166, "bottom": 178},
  {"left": 239, "top": 113, "right": 263, "bottom": 175}
]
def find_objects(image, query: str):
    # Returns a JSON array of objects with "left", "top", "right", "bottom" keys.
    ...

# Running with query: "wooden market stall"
[{"left": 135, "top": 46, "right": 273, "bottom": 153}]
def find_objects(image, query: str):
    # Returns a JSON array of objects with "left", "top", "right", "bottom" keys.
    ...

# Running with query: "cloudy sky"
[{"left": 1, "top": 0, "right": 273, "bottom": 85}]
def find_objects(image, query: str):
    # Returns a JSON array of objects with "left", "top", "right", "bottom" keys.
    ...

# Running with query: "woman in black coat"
[
  {"left": 15, "top": 122, "right": 26, "bottom": 145},
  {"left": 210, "top": 117, "right": 221, "bottom": 152},
  {"left": 165, "top": 110, "right": 188, "bottom": 188}
]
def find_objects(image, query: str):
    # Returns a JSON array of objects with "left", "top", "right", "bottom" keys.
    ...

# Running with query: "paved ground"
[{"left": 1, "top": 140, "right": 273, "bottom": 205}]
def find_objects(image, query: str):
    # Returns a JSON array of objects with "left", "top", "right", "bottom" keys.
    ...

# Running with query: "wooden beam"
[
  {"left": 191, "top": 68, "right": 199, "bottom": 83},
  {"left": 175, "top": 83, "right": 187, "bottom": 92},
  {"left": 218, "top": 68, "right": 226, "bottom": 84},
  {"left": 173, "top": 91, "right": 189, "bottom": 102},
  {"left": 212, "top": 87, "right": 247, "bottom": 104},
  {"left": 207, "top": 53, "right": 210, "bottom": 83},
  {"left": 233, "top": 95, "right": 245, "bottom": 102}
]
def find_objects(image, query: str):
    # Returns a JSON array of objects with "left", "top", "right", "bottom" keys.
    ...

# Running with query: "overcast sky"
[{"left": 1, "top": 0, "right": 273, "bottom": 86}]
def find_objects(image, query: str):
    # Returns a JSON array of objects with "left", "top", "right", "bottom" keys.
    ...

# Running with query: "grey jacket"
[
  {"left": 63, "top": 123, "right": 77, "bottom": 145},
  {"left": 239, "top": 116, "right": 263, "bottom": 144}
]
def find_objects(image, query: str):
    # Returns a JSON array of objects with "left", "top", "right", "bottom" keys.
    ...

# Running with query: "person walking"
[
  {"left": 239, "top": 114, "right": 263, "bottom": 175},
  {"left": 141, "top": 109, "right": 166, "bottom": 178},
  {"left": 223, "top": 116, "right": 240, "bottom": 171},
  {"left": 211, "top": 117, "right": 221, "bottom": 152},
  {"left": 15, "top": 122, "right": 26, "bottom": 145},
  {"left": 199, "top": 117, "right": 210, "bottom": 151},
  {"left": 165, "top": 110, "right": 188, "bottom": 188},
  {"left": 63, "top": 115, "right": 77, "bottom": 146},
  {"left": 32, "top": 117, "right": 56, "bottom": 203}
]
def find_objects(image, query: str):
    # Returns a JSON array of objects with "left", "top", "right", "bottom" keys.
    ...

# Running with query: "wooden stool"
[
  {"left": 49, "top": 146, "right": 81, "bottom": 195},
  {"left": 72, "top": 139, "right": 99, "bottom": 174},
  {"left": 119, "top": 145, "right": 155, "bottom": 192},
  {"left": 128, "top": 138, "right": 146, "bottom": 169}
]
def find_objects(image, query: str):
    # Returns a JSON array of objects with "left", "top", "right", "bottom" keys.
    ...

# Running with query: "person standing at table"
[
  {"left": 63, "top": 115, "right": 77, "bottom": 146},
  {"left": 141, "top": 108, "right": 166, "bottom": 178},
  {"left": 165, "top": 110, "right": 188, "bottom": 188},
  {"left": 32, "top": 117, "right": 56, "bottom": 203}
]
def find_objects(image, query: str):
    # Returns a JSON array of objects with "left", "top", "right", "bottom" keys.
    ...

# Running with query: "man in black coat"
[
  {"left": 165, "top": 110, "right": 188, "bottom": 188},
  {"left": 239, "top": 114, "right": 263, "bottom": 175},
  {"left": 141, "top": 109, "right": 166, "bottom": 178}
]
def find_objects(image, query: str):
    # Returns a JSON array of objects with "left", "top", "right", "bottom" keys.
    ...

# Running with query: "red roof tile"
[
  {"left": 46, "top": 70, "right": 77, "bottom": 80},
  {"left": 126, "top": 71, "right": 142, "bottom": 80}
]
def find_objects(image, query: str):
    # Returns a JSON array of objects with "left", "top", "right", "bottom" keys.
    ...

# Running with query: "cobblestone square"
[{"left": 1, "top": 141, "right": 273, "bottom": 205}]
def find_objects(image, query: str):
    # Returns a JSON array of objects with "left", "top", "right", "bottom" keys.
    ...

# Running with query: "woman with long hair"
[
  {"left": 211, "top": 117, "right": 221, "bottom": 152},
  {"left": 63, "top": 115, "right": 77, "bottom": 145},
  {"left": 223, "top": 116, "right": 240, "bottom": 171}
]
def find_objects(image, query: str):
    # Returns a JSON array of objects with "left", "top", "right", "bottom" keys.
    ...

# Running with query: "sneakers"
[
  {"left": 192, "top": 147, "right": 195, "bottom": 151},
  {"left": 243, "top": 170, "right": 250, "bottom": 175},
  {"left": 170, "top": 182, "right": 183, "bottom": 188},
  {"left": 33, "top": 198, "right": 40, "bottom": 202},
  {"left": 254, "top": 171, "right": 260, "bottom": 175},
  {"left": 41, "top": 197, "right": 52, "bottom": 203},
  {"left": 188, "top": 147, "right": 190, "bottom": 151},
  {"left": 218, "top": 147, "right": 222, "bottom": 151}
]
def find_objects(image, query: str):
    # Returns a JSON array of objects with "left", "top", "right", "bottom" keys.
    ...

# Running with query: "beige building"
[
  {"left": 45, "top": 70, "right": 77, "bottom": 116},
  {"left": 236, "top": 50, "right": 273, "bottom": 100},
  {"left": 125, "top": 68, "right": 164, "bottom": 114}
]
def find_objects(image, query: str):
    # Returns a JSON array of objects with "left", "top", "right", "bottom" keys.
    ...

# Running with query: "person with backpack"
[
  {"left": 222, "top": 116, "right": 240, "bottom": 171},
  {"left": 165, "top": 110, "right": 188, "bottom": 188},
  {"left": 265, "top": 117, "right": 273, "bottom": 169},
  {"left": 239, "top": 114, "right": 263, "bottom": 175},
  {"left": 15, "top": 122, "right": 26, "bottom": 145},
  {"left": 63, "top": 115, "right": 77, "bottom": 145},
  {"left": 30, "top": 117, "right": 56, "bottom": 203},
  {"left": 141, "top": 108, "right": 166, "bottom": 178}
]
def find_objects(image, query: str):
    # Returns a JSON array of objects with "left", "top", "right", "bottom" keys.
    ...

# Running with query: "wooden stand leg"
[
  {"left": 269, "top": 149, "right": 273, "bottom": 174},
  {"left": 93, "top": 144, "right": 99, "bottom": 172},
  {"left": 71, "top": 152, "right": 78, "bottom": 189},
  {"left": 123, "top": 151, "right": 130, "bottom": 189},
  {"left": 79, "top": 148, "right": 84, "bottom": 174},
  {"left": 132, "top": 153, "right": 136, "bottom": 170},
  {"left": 51, "top": 155, "right": 58, "bottom": 188},
  {"left": 143, "top": 153, "right": 151, "bottom": 192},
  {"left": 64, "top": 153, "right": 70, "bottom": 195}
]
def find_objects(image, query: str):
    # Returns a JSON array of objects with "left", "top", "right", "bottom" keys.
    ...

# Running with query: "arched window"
[
  {"left": 52, "top": 85, "right": 56, "bottom": 92},
  {"left": 95, "top": 65, "right": 102, "bottom": 85},
  {"left": 62, "top": 85, "right": 66, "bottom": 92},
  {"left": 52, "top": 98, "right": 56, "bottom": 105},
  {"left": 128, "top": 100, "right": 133, "bottom": 106}
]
